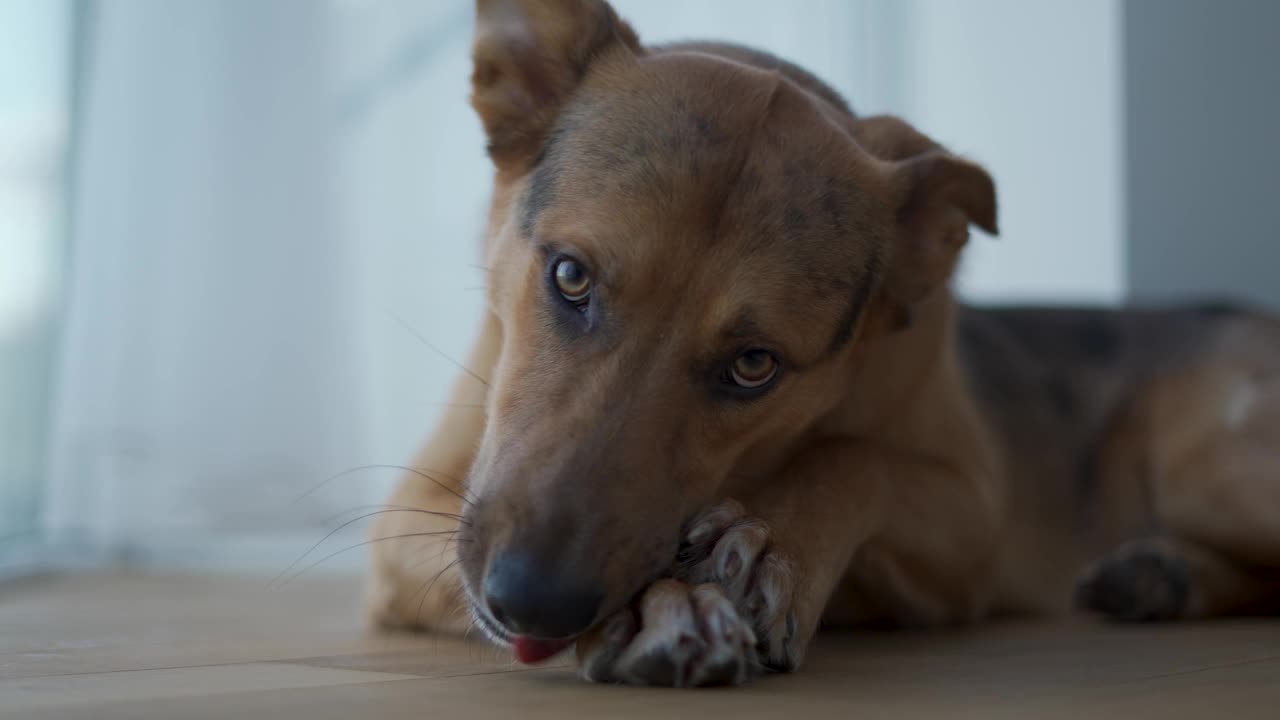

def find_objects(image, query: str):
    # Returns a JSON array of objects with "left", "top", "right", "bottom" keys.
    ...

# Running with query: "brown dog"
[{"left": 366, "top": 0, "right": 1280, "bottom": 687}]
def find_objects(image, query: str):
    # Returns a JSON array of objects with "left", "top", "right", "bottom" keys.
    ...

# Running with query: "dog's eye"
[
  {"left": 728, "top": 350, "right": 778, "bottom": 389},
  {"left": 553, "top": 258, "right": 591, "bottom": 305}
]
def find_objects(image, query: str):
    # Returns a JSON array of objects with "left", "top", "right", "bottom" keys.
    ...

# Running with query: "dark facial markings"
[
  {"left": 828, "top": 252, "right": 881, "bottom": 354},
  {"left": 722, "top": 312, "right": 763, "bottom": 342},
  {"left": 520, "top": 126, "right": 566, "bottom": 239},
  {"left": 690, "top": 112, "right": 728, "bottom": 147},
  {"left": 819, "top": 180, "right": 847, "bottom": 236},
  {"left": 783, "top": 206, "right": 809, "bottom": 232}
]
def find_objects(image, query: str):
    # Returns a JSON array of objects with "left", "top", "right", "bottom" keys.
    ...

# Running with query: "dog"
[{"left": 366, "top": 0, "right": 1280, "bottom": 687}]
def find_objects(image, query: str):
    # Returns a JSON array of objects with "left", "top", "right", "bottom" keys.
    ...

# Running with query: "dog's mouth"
[
  {"left": 465, "top": 592, "right": 577, "bottom": 664},
  {"left": 511, "top": 635, "right": 575, "bottom": 664}
]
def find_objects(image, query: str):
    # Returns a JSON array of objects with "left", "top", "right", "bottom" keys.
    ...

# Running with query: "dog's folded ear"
[
  {"left": 887, "top": 151, "right": 998, "bottom": 305},
  {"left": 855, "top": 115, "right": 998, "bottom": 314},
  {"left": 471, "top": 0, "right": 639, "bottom": 170}
]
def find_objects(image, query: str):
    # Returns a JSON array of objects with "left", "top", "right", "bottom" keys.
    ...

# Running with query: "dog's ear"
[
  {"left": 886, "top": 151, "right": 998, "bottom": 305},
  {"left": 471, "top": 0, "right": 639, "bottom": 170},
  {"left": 855, "top": 116, "right": 997, "bottom": 323}
]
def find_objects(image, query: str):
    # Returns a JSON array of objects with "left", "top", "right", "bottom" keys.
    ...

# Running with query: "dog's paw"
[
  {"left": 577, "top": 579, "right": 759, "bottom": 687},
  {"left": 675, "top": 500, "right": 799, "bottom": 671},
  {"left": 1074, "top": 538, "right": 1193, "bottom": 622}
]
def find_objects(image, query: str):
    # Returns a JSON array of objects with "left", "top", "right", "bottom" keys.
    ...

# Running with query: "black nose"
[{"left": 483, "top": 549, "right": 603, "bottom": 638}]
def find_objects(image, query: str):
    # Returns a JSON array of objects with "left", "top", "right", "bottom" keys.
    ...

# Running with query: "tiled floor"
[{"left": 3, "top": 573, "right": 1278, "bottom": 719}]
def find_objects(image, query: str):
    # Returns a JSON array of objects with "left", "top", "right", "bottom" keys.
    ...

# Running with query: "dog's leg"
[
  {"left": 1078, "top": 368, "right": 1280, "bottom": 620},
  {"left": 577, "top": 438, "right": 1000, "bottom": 684},
  {"left": 364, "top": 312, "right": 501, "bottom": 632},
  {"left": 1076, "top": 535, "right": 1280, "bottom": 621}
]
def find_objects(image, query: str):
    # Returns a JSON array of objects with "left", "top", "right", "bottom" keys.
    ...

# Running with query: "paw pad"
[{"left": 1075, "top": 541, "right": 1193, "bottom": 622}]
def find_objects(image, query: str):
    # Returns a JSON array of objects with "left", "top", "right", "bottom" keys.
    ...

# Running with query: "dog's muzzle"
[{"left": 481, "top": 547, "right": 603, "bottom": 661}]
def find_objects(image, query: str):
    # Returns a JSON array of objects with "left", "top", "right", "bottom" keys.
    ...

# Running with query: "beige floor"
[{"left": 2, "top": 573, "right": 1278, "bottom": 719}]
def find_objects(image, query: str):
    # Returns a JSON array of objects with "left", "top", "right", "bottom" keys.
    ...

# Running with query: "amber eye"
[
  {"left": 553, "top": 258, "right": 591, "bottom": 304},
  {"left": 728, "top": 350, "right": 779, "bottom": 389}
]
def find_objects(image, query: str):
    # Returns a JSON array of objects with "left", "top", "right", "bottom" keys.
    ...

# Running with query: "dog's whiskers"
[
  {"left": 415, "top": 401, "right": 486, "bottom": 409},
  {"left": 411, "top": 465, "right": 476, "bottom": 500},
  {"left": 271, "top": 507, "right": 466, "bottom": 587},
  {"left": 414, "top": 557, "right": 463, "bottom": 625},
  {"left": 406, "top": 526, "right": 462, "bottom": 574},
  {"left": 273, "top": 532, "right": 467, "bottom": 588},
  {"left": 319, "top": 504, "right": 468, "bottom": 526},
  {"left": 386, "top": 309, "right": 491, "bottom": 388},
  {"left": 294, "top": 464, "right": 475, "bottom": 507}
]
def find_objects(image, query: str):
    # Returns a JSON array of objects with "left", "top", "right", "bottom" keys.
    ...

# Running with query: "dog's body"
[
  {"left": 368, "top": 0, "right": 1280, "bottom": 687},
  {"left": 953, "top": 304, "right": 1280, "bottom": 617}
]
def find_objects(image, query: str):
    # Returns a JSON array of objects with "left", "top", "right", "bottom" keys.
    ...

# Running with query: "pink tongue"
[{"left": 512, "top": 636, "right": 572, "bottom": 664}]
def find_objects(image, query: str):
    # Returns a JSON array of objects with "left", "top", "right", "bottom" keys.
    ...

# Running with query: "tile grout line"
[
  {"left": 1095, "top": 653, "right": 1280, "bottom": 688},
  {"left": 2, "top": 650, "right": 571, "bottom": 682}
]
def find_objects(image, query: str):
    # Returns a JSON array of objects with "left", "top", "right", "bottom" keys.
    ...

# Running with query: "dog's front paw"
[
  {"left": 576, "top": 579, "right": 759, "bottom": 687},
  {"left": 675, "top": 500, "right": 800, "bottom": 672}
]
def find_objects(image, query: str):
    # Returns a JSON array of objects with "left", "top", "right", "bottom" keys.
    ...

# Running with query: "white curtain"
[
  {"left": 0, "top": 0, "right": 71, "bottom": 563},
  {"left": 41, "top": 0, "right": 1123, "bottom": 571},
  {"left": 47, "top": 0, "right": 373, "bottom": 567}
]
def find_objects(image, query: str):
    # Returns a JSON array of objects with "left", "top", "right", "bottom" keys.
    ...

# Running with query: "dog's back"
[{"left": 957, "top": 303, "right": 1280, "bottom": 614}]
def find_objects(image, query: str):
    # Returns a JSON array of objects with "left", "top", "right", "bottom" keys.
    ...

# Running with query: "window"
[{"left": 0, "top": 0, "right": 72, "bottom": 570}]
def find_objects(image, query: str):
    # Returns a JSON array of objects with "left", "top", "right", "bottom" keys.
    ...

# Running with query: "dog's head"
[{"left": 456, "top": 0, "right": 997, "bottom": 646}]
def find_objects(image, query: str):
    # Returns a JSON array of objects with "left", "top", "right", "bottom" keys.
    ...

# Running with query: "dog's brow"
[
  {"left": 722, "top": 312, "right": 762, "bottom": 342},
  {"left": 520, "top": 126, "right": 569, "bottom": 239}
]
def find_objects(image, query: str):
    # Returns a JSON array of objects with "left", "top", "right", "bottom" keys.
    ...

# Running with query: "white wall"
[
  {"left": 891, "top": 0, "right": 1125, "bottom": 305},
  {"left": 1124, "top": 0, "right": 1280, "bottom": 310}
]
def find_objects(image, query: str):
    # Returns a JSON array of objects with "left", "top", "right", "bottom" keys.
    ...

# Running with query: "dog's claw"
[
  {"left": 577, "top": 579, "right": 759, "bottom": 687},
  {"left": 577, "top": 612, "right": 638, "bottom": 683},
  {"left": 677, "top": 501, "right": 799, "bottom": 672}
]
